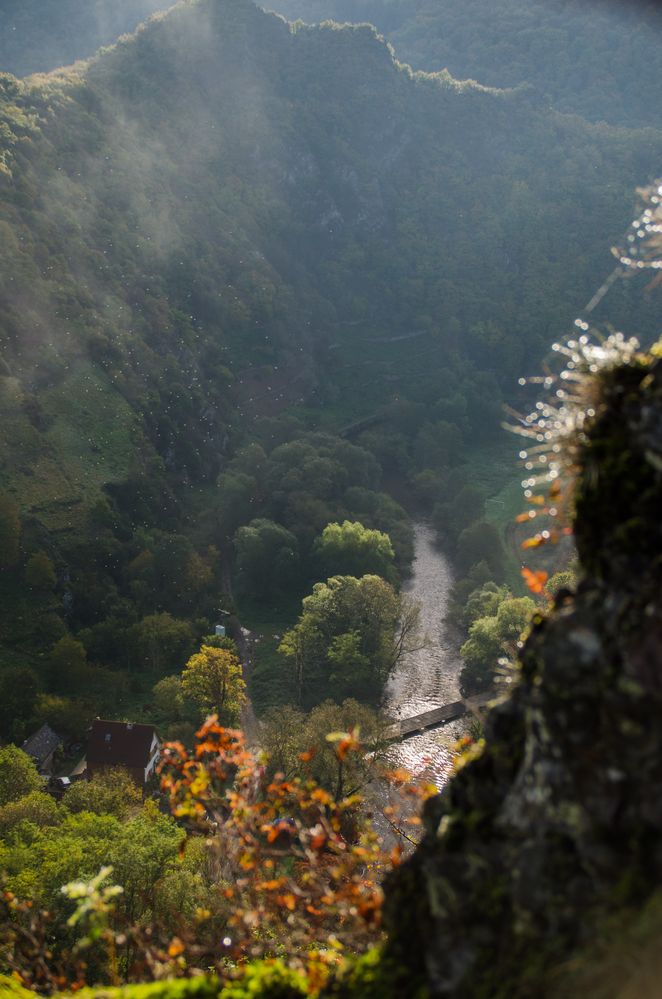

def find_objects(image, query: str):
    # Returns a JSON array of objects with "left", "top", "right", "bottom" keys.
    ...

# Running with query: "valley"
[{"left": 0, "top": 2, "right": 661, "bottom": 994}]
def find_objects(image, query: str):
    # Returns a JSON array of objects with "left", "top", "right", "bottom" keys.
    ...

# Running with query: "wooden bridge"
[{"left": 384, "top": 692, "right": 496, "bottom": 742}]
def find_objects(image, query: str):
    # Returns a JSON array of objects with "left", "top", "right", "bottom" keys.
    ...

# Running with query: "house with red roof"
[{"left": 86, "top": 720, "right": 160, "bottom": 787}]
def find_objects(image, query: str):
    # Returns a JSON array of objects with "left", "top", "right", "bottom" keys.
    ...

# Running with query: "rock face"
[{"left": 382, "top": 348, "right": 662, "bottom": 997}]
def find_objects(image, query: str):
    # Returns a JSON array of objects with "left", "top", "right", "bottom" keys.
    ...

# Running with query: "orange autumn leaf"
[
  {"left": 384, "top": 768, "right": 413, "bottom": 784},
  {"left": 168, "top": 938, "right": 185, "bottom": 958},
  {"left": 522, "top": 567, "right": 548, "bottom": 594},
  {"left": 257, "top": 879, "right": 285, "bottom": 891},
  {"left": 521, "top": 534, "right": 546, "bottom": 549},
  {"left": 390, "top": 845, "right": 403, "bottom": 867}
]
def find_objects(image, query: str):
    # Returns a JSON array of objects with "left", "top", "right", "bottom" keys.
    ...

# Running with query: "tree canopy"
[
  {"left": 313, "top": 520, "right": 395, "bottom": 582},
  {"left": 0, "top": 746, "right": 43, "bottom": 807},
  {"left": 181, "top": 644, "right": 246, "bottom": 722},
  {"left": 278, "top": 574, "right": 419, "bottom": 707}
]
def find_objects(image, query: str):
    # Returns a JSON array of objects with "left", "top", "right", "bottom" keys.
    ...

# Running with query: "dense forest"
[
  {"left": 0, "top": 0, "right": 660, "bottom": 746},
  {"left": 268, "top": 0, "right": 662, "bottom": 128}
]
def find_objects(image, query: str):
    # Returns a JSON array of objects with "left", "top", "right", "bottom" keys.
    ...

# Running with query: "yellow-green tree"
[
  {"left": 181, "top": 645, "right": 246, "bottom": 722},
  {"left": 313, "top": 520, "right": 396, "bottom": 582}
]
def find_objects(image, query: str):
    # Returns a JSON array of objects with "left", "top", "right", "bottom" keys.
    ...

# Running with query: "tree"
[
  {"left": 414, "top": 420, "right": 463, "bottom": 469},
  {"left": 313, "top": 520, "right": 396, "bottom": 582},
  {"left": 62, "top": 768, "right": 142, "bottom": 819},
  {"left": 0, "top": 491, "right": 20, "bottom": 570},
  {"left": 460, "top": 616, "right": 503, "bottom": 692},
  {"left": 259, "top": 703, "right": 307, "bottom": 777},
  {"left": 24, "top": 552, "right": 57, "bottom": 591},
  {"left": 0, "top": 790, "right": 60, "bottom": 835},
  {"left": 0, "top": 811, "right": 121, "bottom": 910},
  {"left": 129, "top": 613, "right": 196, "bottom": 672},
  {"left": 181, "top": 644, "right": 246, "bottom": 721},
  {"left": 278, "top": 575, "right": 421, "bottom": 707},
  {"left": 460, "top": 595, "right": 536, "bottom": 695},
  {"left": 462, "top": 581, "right": 510, "bottom": 630},
  {"left": 234, "top": 518, "right": 299, "bottom": 598},
  {"left": 0, "top": 745, "right": 43, "bottom": 806},
  {"left": 216, "top": 471, "right": 258, "bottom": 536},
  {"left": 261, "top": 699, "right": 389, "bottom": 798},
  {"left": 433, "top": 485, "right": 485, "bottom": 539},
  {"left": 33, "top": 693, "right": 90, "bottom": 742},
  {"left": 152, "top": 675, "right": 186, "bottom": 723},
  {"left": 456, "top": 520, "right": 506, "bottom": 577},
  {"left": 326, "top": 631, "right": 373, "bottom": 700},
  {"left": 50, "top": 636, "right": 90, "bottom": 693}
]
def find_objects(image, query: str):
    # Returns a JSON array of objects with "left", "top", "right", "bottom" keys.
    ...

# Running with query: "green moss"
[
  {"left": 219, "top": 962, "right": 307, "bottom": 998},
  {"left": 0, "top": 964, "right": 308, "bottom": 999}
]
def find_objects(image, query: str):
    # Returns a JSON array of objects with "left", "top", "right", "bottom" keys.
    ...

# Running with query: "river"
[{"left": 383, "top": 521, "right": 465, "bottom": 787}]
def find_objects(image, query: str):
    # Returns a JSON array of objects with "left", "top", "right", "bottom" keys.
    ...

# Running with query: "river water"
[{"left": 383, "top": 521, "right": 464, "bottom": 787}]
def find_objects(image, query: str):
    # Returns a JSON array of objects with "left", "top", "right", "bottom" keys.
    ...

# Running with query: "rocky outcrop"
[{"left": 382, "top": 345, "right": 662, "bottom": 997}]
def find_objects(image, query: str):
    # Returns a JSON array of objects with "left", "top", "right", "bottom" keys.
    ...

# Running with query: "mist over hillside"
[
  {"left": 0, "top": 0, "right": 174, "bottom": 77},
  {"left": 1, "top": 0, "right": 659, "bottom": 514},
  {"left": 267, "top": 0, "right": 662, "bottom": 128}
]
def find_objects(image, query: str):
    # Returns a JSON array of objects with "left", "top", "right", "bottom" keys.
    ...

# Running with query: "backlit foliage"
[
  {"left": 0, "top": 718, "right": 435, "bottom": 992},
  {"left": 511, "top": 328, "right": 649, "bottom": 595},
  {"left": 158, "top": 718, "right": 389, "bottom": 979}
]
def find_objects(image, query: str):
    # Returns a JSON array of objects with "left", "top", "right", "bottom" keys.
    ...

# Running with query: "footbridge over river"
[{"left": 385, "top": 692, "right": 496, "bottom": 742}]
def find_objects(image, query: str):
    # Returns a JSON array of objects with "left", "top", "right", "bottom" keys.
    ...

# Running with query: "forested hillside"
[
  {"left": 0, "top": 0, "right": 660, "bottom": 742},
  {"left": 268, "top": 0, "right": 662, "bottom": 128},
  {"left": 0, "top": 0, "right": 173, "bottom": 77}
]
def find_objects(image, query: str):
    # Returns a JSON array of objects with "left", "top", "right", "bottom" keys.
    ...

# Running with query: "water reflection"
[{"left": 384, "top": 522, "right": 463, "bottom": 786}]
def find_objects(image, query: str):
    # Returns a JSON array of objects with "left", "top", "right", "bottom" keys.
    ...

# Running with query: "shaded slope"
[
  {"left": 267, "top": 0, "right": 662, "bottom": 129},
  {"left": 0, "top": 0, "right": 661, "bottom": 519}
]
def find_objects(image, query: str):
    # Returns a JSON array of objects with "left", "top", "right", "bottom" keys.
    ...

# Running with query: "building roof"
[
  {"left": 22, "top": 723, "right": 62, "bottom": 765},
  {"left": 87, "top": 720, "right": 159, "bottom": 770}
]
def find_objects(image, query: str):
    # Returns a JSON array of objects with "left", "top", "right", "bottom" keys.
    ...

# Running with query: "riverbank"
[{"left": 382, "top": 521, "right": 465, "bottom": 786}]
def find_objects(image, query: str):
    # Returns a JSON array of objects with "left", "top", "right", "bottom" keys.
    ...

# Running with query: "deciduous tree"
[
  {"left": 181, "top": 645, "right": 246, "bottom": 722},
  {"left": 0, "top": 746, "right": 43, "bottom": 806},
  {"left": 314, "top": 520, "right": 395, "bottom": 582}
]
